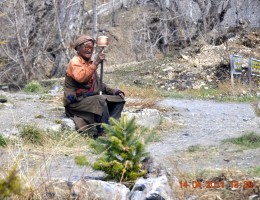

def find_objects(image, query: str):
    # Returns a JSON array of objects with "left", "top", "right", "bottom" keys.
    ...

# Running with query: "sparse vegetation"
[
  {"left": 252, "top": 101, "right": 260, "bottom": 117},
  {"left": 112, "top": 80, "right": 259, "bottom": 102},
  {"left": 34, "top": 114, "right": 44, "bottom": 119},
  {"left": 172, "top": 165, "right": 260, "bottom": 200},
  {"left": 47, "top": 130, "right": 89, "bottom": 148},
  {"left": 54, "top": 119, "right": 62, "bottom": 124},
  {"left": 125, "top": 98, "right": 159, "bottom": 108},
  {"left": 0, "top": 166, "right": 24, "bottom": 199},
  {"left": 155, "top": 116, "right": 183, "bottom": 138},
  {"left": 222, "top": 132, "right": 260, "bottom": 148},
  {"left": 0, "top": 94, "right": 7, "bottom": 99},
  {"left": 178, "top": 168, "right": 228, "bottom": 185},
  {"left": 248, "top": 166, "right": 260, "bottom": 176},
  {"left": 24, "top": 81, "right": 42, "bottom": 93},
  {"left": 187, "top": 145, "right": 204, "bottom": 152},
  {"left": 0, "top": 128, "right": 91, "bottom": 199},
  {"left": 75, "top": 155, "right": 89, "bottom": 167},
  {"left": 39, "top": 94, "right": 56, "bottom": 101},
  {"left": 0, "top": 57, "right": 7, "bottom": 68},
  {"left": 20, "top": 125, "right": 43, "bottom": 145},
  {"left": 119, "top": 84, "right": 160, "bottom": 98},
  {"left": 0, "top": 134, "right": 7, "bottom": 147}
]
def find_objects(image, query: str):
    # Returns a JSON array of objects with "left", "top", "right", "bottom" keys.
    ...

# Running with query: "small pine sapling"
[
  {"left": 0, "top": 166, "right": 23, "bottom": 199},
  {"left": 91, "top": 115, "right": 148, "bottom": 182}
]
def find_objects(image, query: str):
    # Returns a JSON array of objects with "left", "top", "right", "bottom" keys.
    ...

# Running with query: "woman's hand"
[
  {"left": 94, "top": 48, "right": 105, "bottom": 66},
  {"left": 113, "top": 89, "right": 125, "bottom": 99}
]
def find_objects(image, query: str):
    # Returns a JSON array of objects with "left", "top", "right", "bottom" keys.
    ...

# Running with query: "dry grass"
[
  {"left": 0, "top": 128, "right": 91, "bottom": 193},
  {"left": 84, "top": 0, "right": 104, "bottom": 10},
  {"left": 163, "top": 137, "right": 260, "bottom": 199},
  {"left": 39, "top": 93, "right": 63, "bottom": 106},
  {"left": 119, "top": 85, "right": 161, "bottom": 98},
  {"left": 252, "top": 101, "right": 260, "bottom": 117},
  {"left": 0, "top": 58, "right": 7, "bottom": 69},
  {"left": 125, "top": 97, "right": 159, "bottom": 108},
  {"left": 222, "top": 132, "right": 260, "bottom": 149},
  {"left": 167, "top": 158, "right": 260, "bottom": 200},
  {"left": 218, "top": 80, "right": 249, "bottom": 96}
]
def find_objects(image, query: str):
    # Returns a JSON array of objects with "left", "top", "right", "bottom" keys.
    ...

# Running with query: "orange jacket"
[{"left": 66, "top": 55, "right": 97, "bottom": 83}]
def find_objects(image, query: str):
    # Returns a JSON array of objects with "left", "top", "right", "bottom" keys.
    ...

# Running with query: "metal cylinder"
[{"left": 97, "top": 35, "right": 109, "bottom": 47}]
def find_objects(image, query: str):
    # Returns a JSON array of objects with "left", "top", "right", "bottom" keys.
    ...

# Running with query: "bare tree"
[
  {"left": 0, "top": 0, "right": 51, "bottom": 83},
  {"left": 111, "top": 0, "right": 117, "bottom": 27},
  {"left": 192, "top": 0, "right": 231, "bottom": 42},
  {"left": 50, "top": 0, "right": 86, "bottom": 77},
  {"left": 132, "top": 11, "right": 166, "bottom": 60},
  {"left": 92, "top": 0, "right": 98, "bottom": 41},
  {"left": 161, "top": 0, "right": 169, "bottom": 54},
  {"left": 131, "top": 0, "right": 180, "bottom": 58},
  {"left": 0, "top": 0, "right": 86, "bottom": 84}
]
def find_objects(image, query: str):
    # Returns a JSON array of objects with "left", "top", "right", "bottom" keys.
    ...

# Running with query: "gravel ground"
[
  {"left": 148, "top": 99, "right": 260, "bottom": 174},
  {"left": 0, "top": 91, "right": 260, "bottom": 184}
]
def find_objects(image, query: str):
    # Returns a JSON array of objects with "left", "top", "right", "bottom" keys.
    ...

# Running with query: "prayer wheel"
[{"left": 97, "top": 35, "right": 109, "bottom": 47}]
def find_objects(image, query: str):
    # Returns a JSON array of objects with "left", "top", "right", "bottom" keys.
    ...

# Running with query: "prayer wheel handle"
[{"left": 97, "top": 33, "right": 108, "bottom": 95}]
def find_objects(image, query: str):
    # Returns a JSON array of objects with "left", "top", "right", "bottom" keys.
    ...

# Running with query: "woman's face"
[{"left": 77, "top": 41, "right": 94, "bottom": 60}]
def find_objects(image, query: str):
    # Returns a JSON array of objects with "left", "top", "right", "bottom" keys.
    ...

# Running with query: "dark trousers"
[{"left": 94, "top": 101, "right": 125, "bottom": 133}]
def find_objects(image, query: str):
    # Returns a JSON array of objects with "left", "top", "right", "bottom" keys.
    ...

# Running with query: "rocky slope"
[{"left": 104, "top": 29, "right": 260, "bottom": 93}]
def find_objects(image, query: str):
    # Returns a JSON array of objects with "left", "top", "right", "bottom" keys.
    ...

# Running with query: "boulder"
[
  {"left": 123, "top": 108, "right": 162, "bottom": 129},
  {"left": 61, "top": 118, "right": 76, "bottom": 131},
  {"left": 130, "top": 176, "right": 175, "bottom": 200},
  {"left": 37, "top": 179, "right": 130, "bottom": 200},
  {"left": 71, "top": 179, "right": 130, "bottom": 200}
]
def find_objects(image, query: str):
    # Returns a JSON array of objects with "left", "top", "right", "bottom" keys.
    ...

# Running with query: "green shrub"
[
  {"left": 91, "top": 115, "right": 148, "bottom": 182},
  {"left": 34, "top": 114, "right": 44, "bottom": 119},
  {"left": 0, "top": 166, "right": 23, "bottom": 199},
  {"left": 223, "top": 132, "right": 260, "bottom": 148},
  {"left": 75, "top": 155, "right": 89, "bottom": 166},
  {"left": 24, "top": 81, "right": 42, "bottom": 93},
  {"left": 0, "top": 94, "right": 7, "bottom": 100},
  {"left": 187, "top": 145, "right": 203, "bottom": 152},
  {"left": 21, "top": 125, "right": 43, "bottom": 145},
  {"left": 0, "top": 134, "right": 7, "bottom": 147},
  {"left": 248, "top": 166, "right": 260, "bottom": 176}
]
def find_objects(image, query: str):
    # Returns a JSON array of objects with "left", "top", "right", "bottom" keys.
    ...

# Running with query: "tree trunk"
[
  {"left": 111, "top": 0, "right": 117, "bottom": 27},
  {"left": 51, "top": 0, "right": 85, "bottom": 77},
  {"left": 92, "top": 0, "right": 98, "bottom": 41},
  {"left": 161, "top": 1, "right": 169, "bottom": 54}
]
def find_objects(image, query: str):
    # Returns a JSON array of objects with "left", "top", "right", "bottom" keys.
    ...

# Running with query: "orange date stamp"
[{"left": 179, "top": 180, "right": 254, "bottom": 189}]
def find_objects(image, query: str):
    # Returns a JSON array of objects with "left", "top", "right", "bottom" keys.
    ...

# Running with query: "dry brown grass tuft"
[
  {"left": 252, "top": 101, "right": 260, "bottom": 117},
  {"left": 120, "top": 85, "right": 161, "bottom": 98},
  {"left": 218, "top": 80, "right": 250, "bottom": 96},
  {"left": 166, "top": 157, "right": 260, "bottom": 200},
  {"left": 0, "top": 128, "right": 91, "bottom": 193},
  {"left": 125, "top": 98, "right": 159, "bottom": 109}
]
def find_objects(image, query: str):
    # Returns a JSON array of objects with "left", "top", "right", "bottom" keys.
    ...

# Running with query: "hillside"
[{"left": 0, "top": 0, "right": 260, "bottom": 86}]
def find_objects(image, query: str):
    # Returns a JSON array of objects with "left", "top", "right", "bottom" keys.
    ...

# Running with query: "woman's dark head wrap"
[{"left": 73, "top": 35, "right": 95, "bottom": 50}]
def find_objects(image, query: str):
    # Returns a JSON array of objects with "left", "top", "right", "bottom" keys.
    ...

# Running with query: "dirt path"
[
  {"left": 0, "top": 91, "right": 67, "bottom": 136},
  {"left": 148, "top": 99, "right": 260, "bottom": 174}
]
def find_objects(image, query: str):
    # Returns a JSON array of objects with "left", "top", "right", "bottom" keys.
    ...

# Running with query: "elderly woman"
[{"left": 63, "top": 35, "right": 125, "bottom": 138}]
